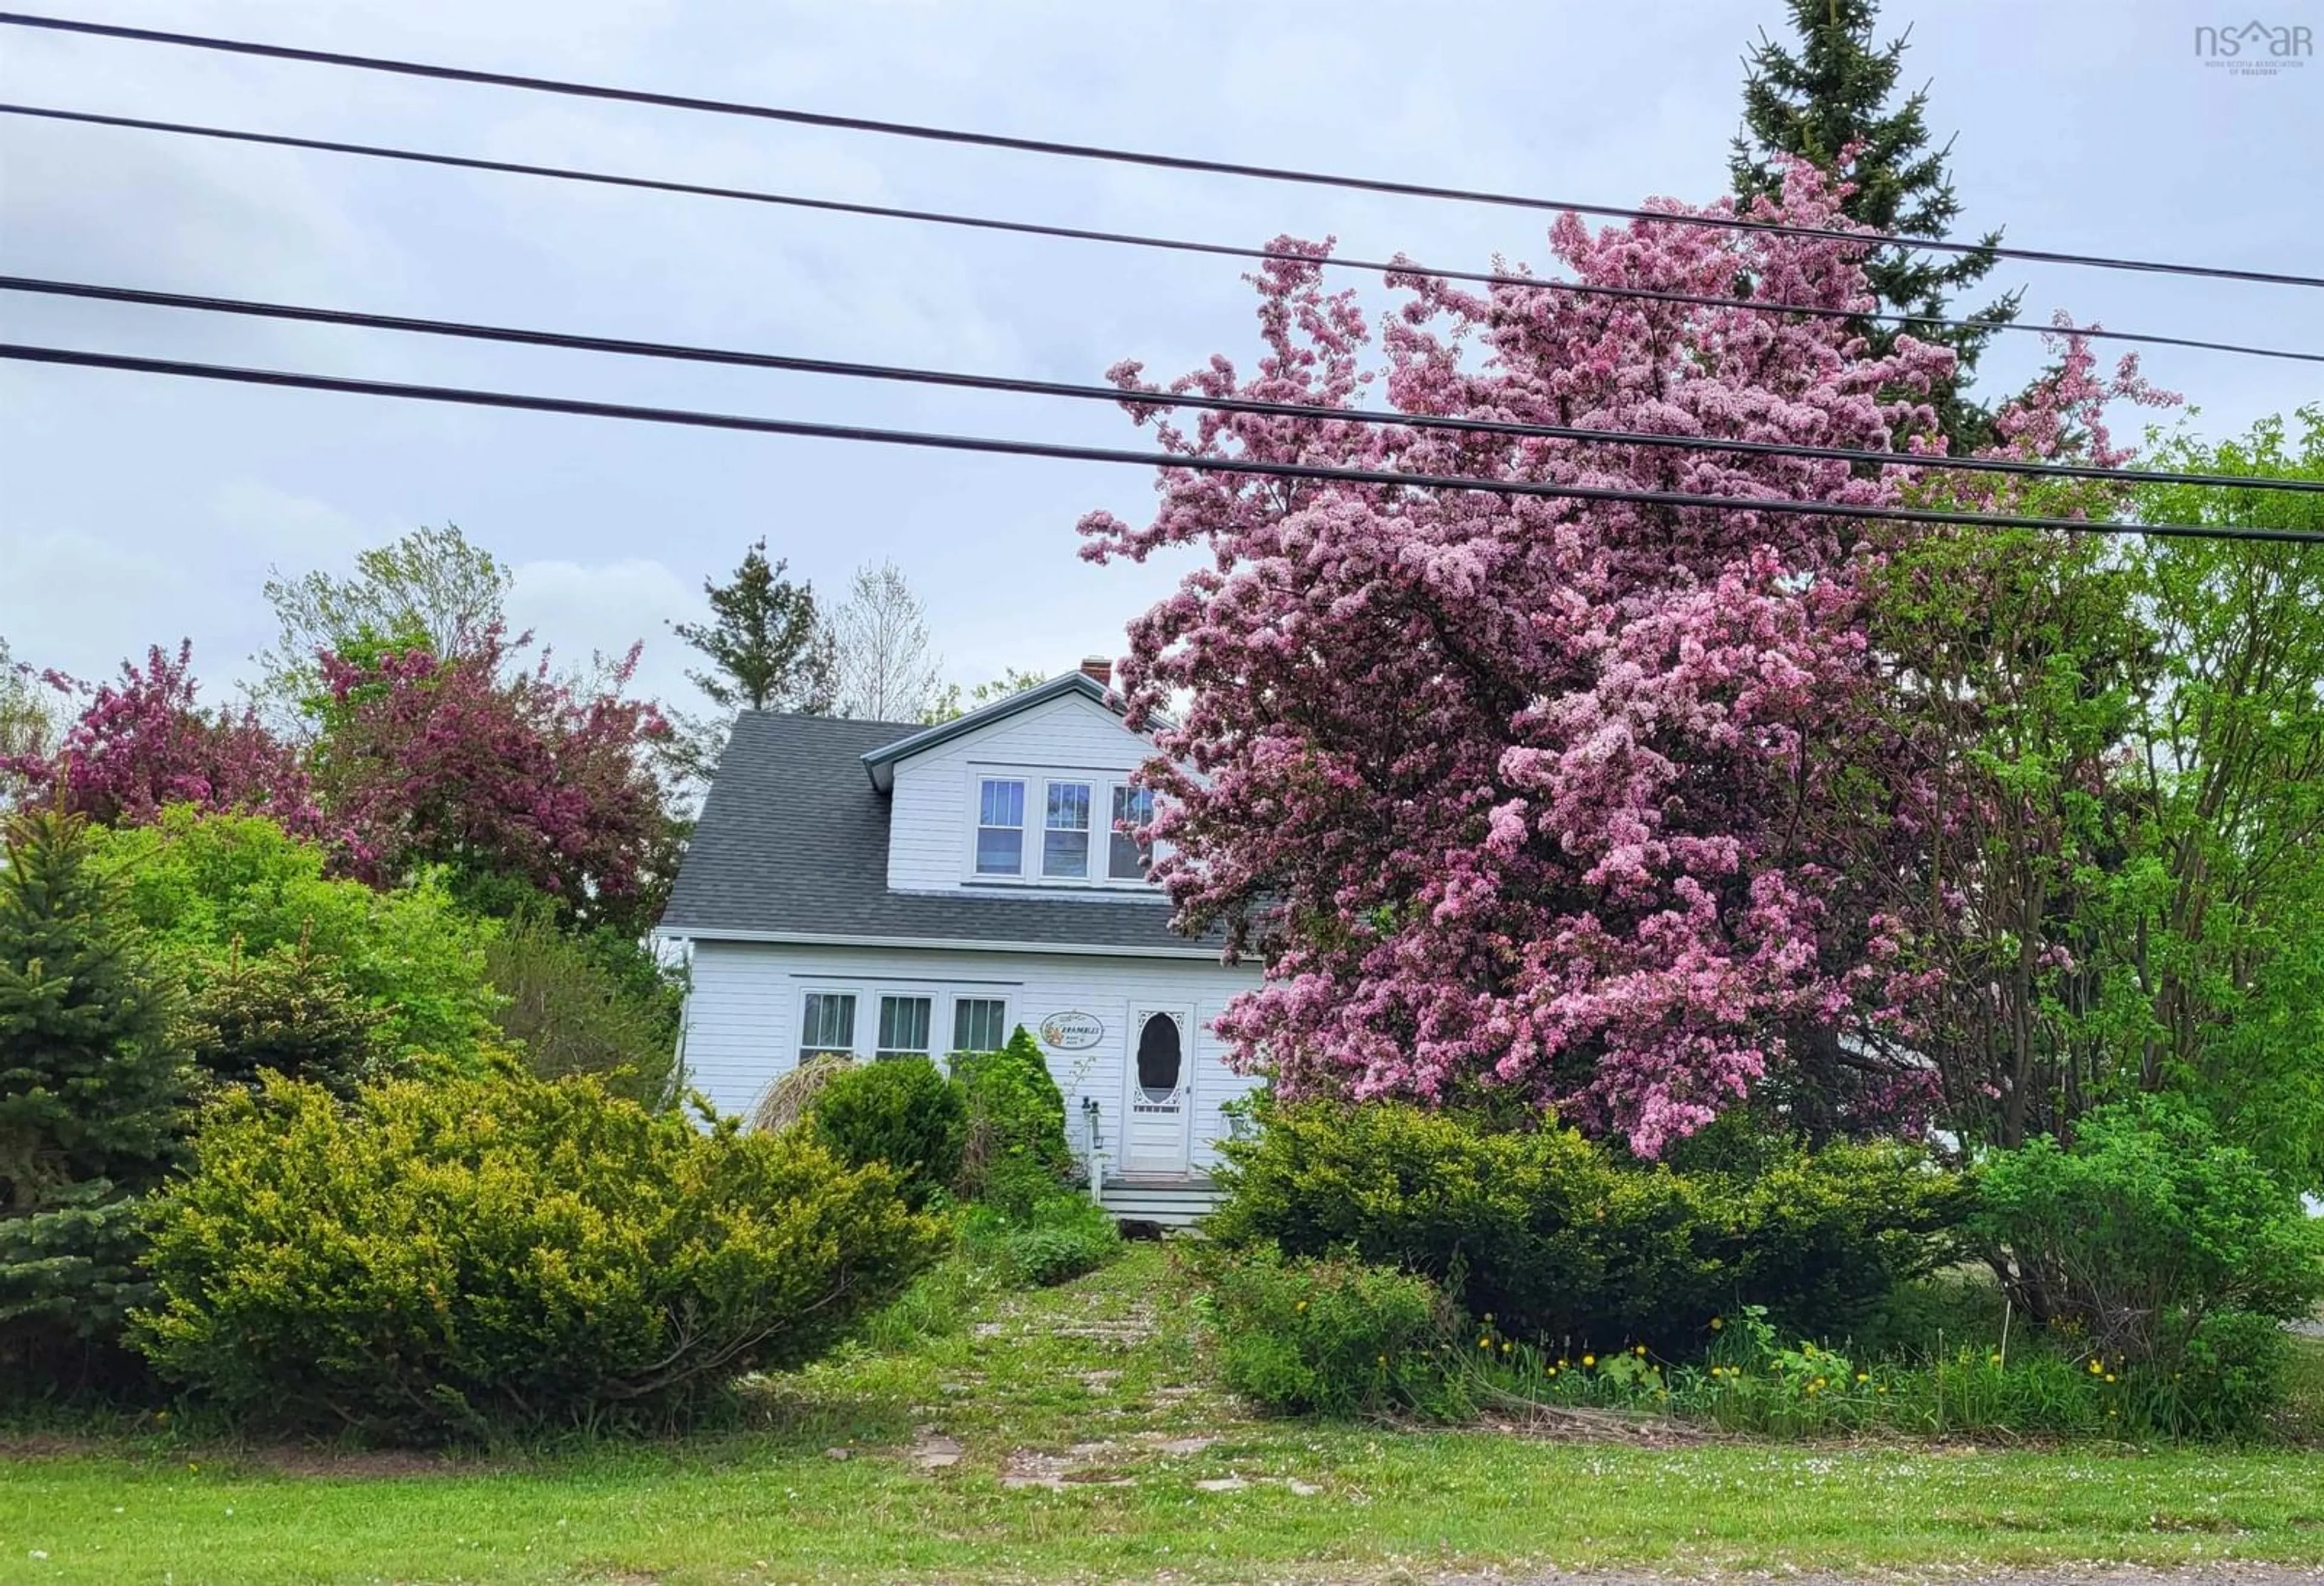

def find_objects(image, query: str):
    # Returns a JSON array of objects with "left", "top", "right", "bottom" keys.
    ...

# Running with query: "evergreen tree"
[
  {"left": 1732, "top": 0, "right": 2020, "bottom": 450},
  {"left": 185, "top": 934, "right": 386, "bottom": 1099},
  {"left": 670, "top": 539, "right": 836, "bottom": 714},
  {"left": 0, "top": 808, "right": 189, "bottom": 1377}
]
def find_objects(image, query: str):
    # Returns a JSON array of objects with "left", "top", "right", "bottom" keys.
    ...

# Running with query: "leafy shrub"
[
  {"left": 133, "top": 1068, "right": 945, "bottom": 1441},
  {"left": 1198, "top": 1247, "right": 1468, "bottom": 1419},
  {"left": 484, "top": 910, "right": 678, "bottom": 1108},
  {"left": 93, "top": 810, "right": 501, "bottom": 1069},
  {"left": 0, "top": 809, "right": 189, "bottom": 1387},
  {"left": 1209, "top": 1099, "right": 1965, "bottom": 1349},
  {"left": 1970, "top": 1095, "right": 2324, "bottom": 1432},
  {"left": 951, "top": 1026, "right": 1072, "bottom": 1214},
  {"left": 807, "top": 1057, "right": 966, "bottom": 1211},
  {"left": 961, "top": 1193, "right": 1121, "bottom": 1287}
]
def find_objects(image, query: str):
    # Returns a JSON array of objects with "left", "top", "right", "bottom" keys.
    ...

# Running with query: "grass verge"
[{"left": 4, "top": 1247, "right": 2322, "bottom": 1585}]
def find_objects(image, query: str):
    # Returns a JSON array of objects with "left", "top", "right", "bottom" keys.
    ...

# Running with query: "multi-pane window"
[
  {"left": 951, "top": 997, "right": 1008, "bottom": 1054},
  {"left": 1042, "top": 781, "right": 1092, "bottom": 878},
  {"left": 876, "top": 995, "right": 933, "bottom": 1059},
  {"left": 975, "top": 778, "right": 1025, "bottom": 875},
  {"left": 1109, "top": 785, "right": 1155, "bottom": 880},
  {"left": 798, "top": 992, "right": 856, "bottom": 1061}
]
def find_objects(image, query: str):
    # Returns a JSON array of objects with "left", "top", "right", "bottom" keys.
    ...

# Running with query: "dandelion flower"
[
  {"left": 2089, "top": 1359, "right": 2103, "bottom": 1375},
  {"left": 2105, "top": 1373, "right": 2116, "bottom": 1383},
  {"left": 1633, "top": 1345, "right": 1647, "bottom": 1357},
  {"left": 1582, "top": 1354, "right": 1596, "bottom": 1368},
  {"left": 1710, "top": 1317, "right": 1723, "bottom": 1331},
  {"left": 1855, "top": 1373, "right": 1868, "bottom": 1383}
]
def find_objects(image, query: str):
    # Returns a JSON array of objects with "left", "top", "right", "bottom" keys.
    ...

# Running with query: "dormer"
[{"left": 863, "top": 661, "right": 1164, "bottom": 899}]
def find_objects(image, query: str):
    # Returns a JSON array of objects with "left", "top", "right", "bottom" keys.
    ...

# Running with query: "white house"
[{"left": 656, "top": 661, "right": 1264, "bottom": 1221}]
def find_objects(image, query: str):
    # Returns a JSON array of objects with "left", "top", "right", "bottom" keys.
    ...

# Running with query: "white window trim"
[
  {"left": 946, "top": 992, "right": 1012, "bottom": 1055},
  {"left": 1040, "top": 777, "right": 1095, "bottom": 881},
  {"left": 959, "top": 764, "right": 1161, "bottom": 893},
  {"left": 795, "top": 985, "right": 862, "bottom": 1062},
  {"left": 972, "top": 776, "right": 1028, "bottom": 878},
  {"left": 802, "top": 983, "right": 995, "bottom": 1066},
  {"left": 873, "top": 989, "right": 940, "bottom": 1060}
]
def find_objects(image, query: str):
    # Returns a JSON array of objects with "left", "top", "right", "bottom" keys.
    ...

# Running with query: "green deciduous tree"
[
  {"left": 1731, "top": 0, "right": 2020, "bottom": 450},
  {"left": 1847, "top": 409, "right": 2324, "bottom": 1190},
  {"left": 92, "top": 808, "right": 504, "bottom": 1073},
  {"left": 919, "top": 667, "right": 1051, "bottom": 724},
  {"left": 252, "top": 523, "right": 513, "bottom": 716},
  {"left": 0, "top": 808, "right": 190, "bottom": 1378}
]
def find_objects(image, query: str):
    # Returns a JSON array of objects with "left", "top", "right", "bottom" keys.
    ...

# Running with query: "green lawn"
[{"left": 5, "top": 1247, "right": 2322, "bottom": 1585}]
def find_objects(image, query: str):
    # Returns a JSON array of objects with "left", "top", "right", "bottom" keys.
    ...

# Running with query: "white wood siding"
[
  {"left": 681, "top": 940, "right": 1262, "bottom": 1178},
  {"left": 887, "top": 692, "right": 1160, "bottom": 896}
]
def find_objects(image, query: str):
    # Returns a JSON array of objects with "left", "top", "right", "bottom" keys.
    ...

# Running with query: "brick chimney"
[{"left": 1078, "top": 655, "right": 1113, "bottom": 689}]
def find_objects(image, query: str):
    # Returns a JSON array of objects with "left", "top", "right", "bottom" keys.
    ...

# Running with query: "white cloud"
[{"left": 506, "top": 555, "right": 697, "bottom": 704}]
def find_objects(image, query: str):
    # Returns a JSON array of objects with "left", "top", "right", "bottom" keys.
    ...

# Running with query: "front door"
[{"left": 1120, "top": 1004, "right": 1195, "bottom": 1177}]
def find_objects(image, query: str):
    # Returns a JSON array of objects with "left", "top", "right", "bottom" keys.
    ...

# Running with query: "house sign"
[{"left": 1039, "top": 1011, "right": 1105, "bottom": 1050}]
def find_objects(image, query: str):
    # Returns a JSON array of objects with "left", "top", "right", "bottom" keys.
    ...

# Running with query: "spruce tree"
[
  {"left": 185, "top": 934, "right": 385, "bottom": 1099},
  {"left": 0, "top": 808, "right": 189, "bottom": 1375},
  {"left": 1732, "top": 0, "right": 2020, "bottom": 450},
  {"left": 669, "top": 539, "right": 836, "bottom": 713}
]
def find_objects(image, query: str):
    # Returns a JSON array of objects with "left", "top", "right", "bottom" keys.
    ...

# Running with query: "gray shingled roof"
[{"left": 658, "top": 711, "right": 1212, "bottom": 954}]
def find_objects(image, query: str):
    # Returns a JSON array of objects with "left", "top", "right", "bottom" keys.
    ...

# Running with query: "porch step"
[{"left": 1096, "top": 1178, "right": 1222, "bottom": 1229}]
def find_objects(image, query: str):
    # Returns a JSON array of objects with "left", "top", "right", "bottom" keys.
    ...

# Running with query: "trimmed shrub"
[
  {"left": 962, "top": 1193, "right": 1121, "bottom": 1288},
  {"left": 131, "top": 1067, "right": 945, "bottom": 1441},
  {"left": 1200, "top": 1246, "right": 1468, "bottom": 1419},
  {"left": 807, "top": 1056, "right": 966, "bottom": 1211},
  {"left": 1208, "top": 1099, "right": 1965, "bottom": 1349},
  {"left": 951, "top": 1026, "right": 1073, "bottom": 1214}
]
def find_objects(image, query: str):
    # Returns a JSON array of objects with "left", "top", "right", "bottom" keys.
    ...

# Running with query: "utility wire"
[
  {"left": 6, "top": 104, "right": 2319, "bottom": 372},
  {"left": 11, "top": 274, "right": 2320, "bottom": 498},
  {"left": 3, "top": 8, "right": 2318, "bottom": 291},
  {"left": 8, "top": 342, "right": 2319, "bottom": 545}
]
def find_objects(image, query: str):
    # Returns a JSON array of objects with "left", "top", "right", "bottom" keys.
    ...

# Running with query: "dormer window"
[
  {"left": 962, "top": 766, "right": 1161, "bottom": 891},
  {"left": 1042, "top": 781, "right": 1092, "bottom": 878},
  {"left": 975, "top": 778, "right": 1025, "bottom": 875},
  {"left": 1110, "top": 785, "right": 1155, "bottom": 880}
]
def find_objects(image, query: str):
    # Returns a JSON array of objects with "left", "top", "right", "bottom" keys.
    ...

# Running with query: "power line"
[
  {"left": 3, "top": 9, "right": 2318, "bottom": 292},
  {"left": 7, "top": 341, "right": 2319, "bottom": 546},
  {"left": 7, "top": 104, "right": 2319, "bottom": 373},
  {"left": 11, "top": 274, "right": 2320, "bottom": 499}
]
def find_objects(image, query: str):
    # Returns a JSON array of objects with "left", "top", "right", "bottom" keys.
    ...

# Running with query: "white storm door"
[{"left": 1120, "top": 1004, "right": 1195, "bottom": 1176}]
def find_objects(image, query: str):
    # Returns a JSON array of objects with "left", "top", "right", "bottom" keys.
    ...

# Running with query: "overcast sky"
[{"left": 3, "top": 1, "right": 2319, "bottom": 715}]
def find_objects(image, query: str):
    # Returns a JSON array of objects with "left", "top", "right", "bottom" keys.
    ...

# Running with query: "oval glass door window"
[{"left": 1136, "top": 1011, "right": 1183, "bottom": 1103}]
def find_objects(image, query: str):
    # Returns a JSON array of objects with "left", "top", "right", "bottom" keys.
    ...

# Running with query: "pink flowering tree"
[
  {"left": 1081, "top": 163, "right": 2139, "bottom": 1156},
  {"left": 4, "top": 643, "right": 324, "bottom": 835},
  {"left": 315, "top": 628, "right": 674, "bottom": 937}
]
